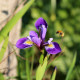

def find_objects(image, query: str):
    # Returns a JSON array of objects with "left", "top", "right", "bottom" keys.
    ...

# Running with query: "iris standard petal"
[
  {"left": 43, "top": 38, "right": 53, "bottom": 46},
  {"left": 40, "top": 25, "right": 47, "bottom": 41},
  {"left": 35, "top": 17, "right": 48, "bottom": 30},
  {"left": 45, "top": 42, "right": 61, "bottom": 54},
  {"left": 29, "top": 31, "right": 38, "bottom": 38},
  {"left": 48, "top": 38, "right": 53, "bottom": 44},
  {"left": 31, "top": 37, "right": 41, "bottom": 47},
  {"left": 16, "top": 37, "right": 33, "bottom": 49}
]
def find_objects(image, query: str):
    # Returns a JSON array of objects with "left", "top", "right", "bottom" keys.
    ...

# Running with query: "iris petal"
[
  {"left": 29, "top": 31, "right": 38, "bottom": 38},
  {"left": 45, "top": 42, "right": 61, "bottom": 54},
  {"left": 40, "top": 25, "right": 47, "bottom": 41},
  {"left": 16, "top": 37, "right": 33, "bottom": 49},
  {"left": 31, "top": 37, "right": 41, "bottom": 47},
  {"left": 35, "top": 17, "right": 48, "bottom": 30}
]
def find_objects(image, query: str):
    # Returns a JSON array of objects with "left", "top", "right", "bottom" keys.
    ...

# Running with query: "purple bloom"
[
  {"left": 16, "top": 17, "right": 61, "bottom": 54},
  {"left": 16, "top": 31, "right": 41, "bottom": 49},
  {"left": 35, "top": 17, "right": 48, "bottom": 41}
]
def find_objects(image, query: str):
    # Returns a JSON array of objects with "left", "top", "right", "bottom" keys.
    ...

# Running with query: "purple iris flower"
[{"left": 16, "top": 17, "right": 61, "bottom": 54}]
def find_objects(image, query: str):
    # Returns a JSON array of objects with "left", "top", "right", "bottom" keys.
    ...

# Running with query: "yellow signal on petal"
[
  {"left": 48, "top": 44, "right": 54, "bottom": 48},
  {"left": 26, "top": 40, "right": 33, "bottom": 45}
]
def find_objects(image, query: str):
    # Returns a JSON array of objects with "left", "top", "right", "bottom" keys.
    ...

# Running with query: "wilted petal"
[
  {"left": 16, "top": 37, "right": 33, "bottom": 49},
  {"left": 29, "top": 31, "right": 38, "bottom": 38},
  {"left": 31, "top": 37, "right": 41, "bottom": 47},
  {"left": 40, "top": 25, "right": 47, "bottom": 41},
  {"left": 35, "top": 17, "right": 48, "bottom": 30},
  {"left": 45, "top": 42, "right": 61, "bottom": 54}
]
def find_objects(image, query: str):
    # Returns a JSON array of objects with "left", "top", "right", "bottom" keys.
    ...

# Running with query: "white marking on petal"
[
  {"left": 27, "top": 36, "right": 31, "bottom": 40},
  {"left": 24, "top": 37, "right": 33, "bottom": 45},
  {"left": 48, "top": 38, "right": 53, "bottom": 44},
  {"left": 45, "top": 42, "right": 55, "bottom": 49}
]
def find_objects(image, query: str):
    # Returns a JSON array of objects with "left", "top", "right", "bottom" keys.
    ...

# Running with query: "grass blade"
[
  {"left": 0, "top": 37, "right": 8, "bottom": 62},
  {"left": 0, "top": 73, "right": 5, "bottom": 80},
  {"left": 65, "top": 52, "right": 77, "bottom": 80},
  {"left": 0, "top": 0, "right": 35, "bottom": 43},
  {"left": 51, "top": 67, "right": 57, "bottom": 80}
]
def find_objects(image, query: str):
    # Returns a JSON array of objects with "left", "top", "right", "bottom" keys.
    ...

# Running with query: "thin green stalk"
[
  {"left": 17, "top": 61, "right": 21, "bottom": 80},
  {"left": 30, "top": 53, "right": 34, "bottom": 80},
  {"left": 26, "top": 52, "right": 31, "bottom": 80}
]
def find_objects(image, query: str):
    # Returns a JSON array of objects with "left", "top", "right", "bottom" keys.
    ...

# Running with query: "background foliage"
[{"left": 0, "top": 0, "right": 80, "bottom": 80}]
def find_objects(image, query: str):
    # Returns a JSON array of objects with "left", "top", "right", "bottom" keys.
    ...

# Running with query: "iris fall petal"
[
  {"left": 16, "top": 37, "right": 33, "bottom": 49},
  {"left": 45, "top": 42, "right": 61, "bottom": 54}
]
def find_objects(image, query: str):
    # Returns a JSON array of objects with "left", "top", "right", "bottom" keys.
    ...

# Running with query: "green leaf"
[
  {"left": 36, "top": 57, "right": 48, "bottom": 80},
  {"left": 0, "top": 37, "right": 8, "bottom": 62},
  {"left": 65, "top": 52, "right": 77, "bottom": 80},
  {"left": 39, "top": 54, "right": 44, "bottom": 64},
  {"left": 0, "top": 73, "right": 5, "bottom": 80},
  {"left": 51, "top": 67, "right": 57, "bottom": 80},
  {"left": 0, "top": 0, "right": 35, "bottom": 43}
]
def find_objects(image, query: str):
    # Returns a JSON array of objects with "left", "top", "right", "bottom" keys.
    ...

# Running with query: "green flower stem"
[
  {"left": 39, "top": 49, "right": 45, "bottom": 64},
  {"left": 40, "top": 49, "right": 44, "bottom": 54}
]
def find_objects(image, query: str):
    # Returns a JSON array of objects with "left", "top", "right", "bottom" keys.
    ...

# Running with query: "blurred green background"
[{"left": 19, "top": 0, "right": 80, "bottom": 80}]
